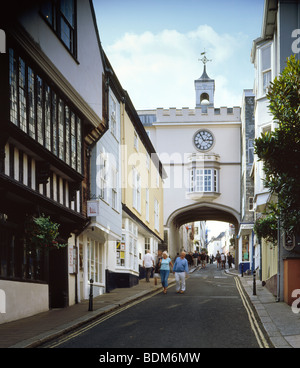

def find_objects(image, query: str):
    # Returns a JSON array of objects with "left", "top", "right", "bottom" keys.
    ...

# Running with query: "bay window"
[
  {"left": 190, "top": 168, "right": 218, "bottom": 193},
  {"left": 261, "top": 44, "right": 272, "bottom": 95}
]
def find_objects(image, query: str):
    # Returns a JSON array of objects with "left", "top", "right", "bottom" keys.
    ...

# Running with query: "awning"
[{"left": 255, "top": 192, "right": 271, "bottom": 212}]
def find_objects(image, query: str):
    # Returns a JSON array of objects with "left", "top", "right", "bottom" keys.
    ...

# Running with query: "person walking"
[
  {"left": 159, "top": 251, "right": 173, "bottom": 294},
  {"left": 221, "top": 252, "right": 226, "bottom": 269},
  {"left": 192, "top": 251, "right": 199, "bottom": 267},
  {"left": 216, "top": 251, "right": 221, "bottom": 268},
  {"left": 153, "top": 250, "right": 162, "bottom": 286},
  {"left": 173, "top": 251, "right": 189, "bottom": 294},
  {"left": 143, "top": 250, "right": 155, "bottom": 282},
  {"left": 200, "top": 250, "right": 207, "bottom": 269},
  {"left": 227, "top": 252, "right": 233, "bottom": 269}
]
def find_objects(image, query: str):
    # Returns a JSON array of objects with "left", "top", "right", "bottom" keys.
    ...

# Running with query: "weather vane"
[{"left": 199, "top": 50, "right": 212, "bottom": 66}]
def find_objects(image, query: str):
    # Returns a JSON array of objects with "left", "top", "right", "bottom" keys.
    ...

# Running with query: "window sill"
[{"left": 186, "top": 191, "right": 221, "bottom": 201}]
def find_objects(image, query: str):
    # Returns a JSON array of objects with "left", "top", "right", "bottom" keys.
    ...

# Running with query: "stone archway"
[{"left": 166, "top": 202, "right": 239, "bottom": 259}]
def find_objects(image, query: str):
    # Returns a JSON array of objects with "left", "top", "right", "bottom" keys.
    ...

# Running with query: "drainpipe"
[
  {"left": 259, "top": 238, "right": 262, "bottom": 281},
  {"left": 276, "top": 217, "right": 281, "bottom": 302},
  {"left": 75, "top": 235, "right": 79, "bottom": 304},
  {"left": 251, "top": 230, "right": 255, "bottom": 274}
]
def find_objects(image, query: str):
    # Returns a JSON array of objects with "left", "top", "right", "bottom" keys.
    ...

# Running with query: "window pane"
[
  {"left": 77, "top": 118, "right": 82, "bottom": 173},
  {"left": 45, "top": 84, "right": 51, "bottom": 150},
  {"left": 242, "top": 235, "right": 249, "bottom": 261},
  {"left": 28, "top": 67, "right": 36, "bottom": 139},
  {"left": 214, "top": 170, "right": 217, "bottom": 192},
  {"left": 204, "top": 169, "right": 211, "bottom": 191},
  {"left": 52, "top": 91, "right": 58, "bottom": 155},
  {"left": 36, "top": 75, "right": 44, "bottom": 145},
  {"left": 263, "top": 70, "right": 271, "bottom": 93},
  {"left": 94, "top": 243, "right": 98, "bottom": 282},
  {"left": 261, "top": 45, "right": 271, "bottom": 71},
  {"left": 41, "top": 1, "right": 55, "bottom": 27},
  {"left": 190, "top": 169, "right": 194, "bottom": 192},
  {"left": 19, "top": 57, "right": 27, "bottom": 133},
  {"left": 60, "top": 0, "right": 75, "bottom": 27},
  {"left": 9, "top": 49, "right": 18, "bottom": 126},
  {"left": 60, "top": 17, "right": 72, "bottom": 50},
  {"left": 65, "top": 106, "right": 70, "bottom": 165},
  {"left": 71, "top": 112, "right": 76, "bottom": 169},
  {"left": 58, "top": 99, "right": 64, "bottom": 160}
]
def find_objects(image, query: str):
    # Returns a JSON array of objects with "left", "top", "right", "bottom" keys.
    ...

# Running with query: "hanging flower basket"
[{"left": 25, "top": 214, "right": 67, "bottom": 250}]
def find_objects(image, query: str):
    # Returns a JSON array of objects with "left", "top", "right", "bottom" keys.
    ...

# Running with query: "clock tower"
[
  {"left": 137, "top": 51, "right": 241, "bottom": 261},
  {"left": 194, "top": 53, "right": 215, "bottom": 111}
]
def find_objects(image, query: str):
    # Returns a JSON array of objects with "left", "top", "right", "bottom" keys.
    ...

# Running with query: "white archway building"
[{"left": 138, "top": 64, "right": 241, "bottom": 259}]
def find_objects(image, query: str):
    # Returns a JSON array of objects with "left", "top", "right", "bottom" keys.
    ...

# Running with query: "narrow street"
[{"left": 42, "top": 263, "right": 270, "bottom": 349}]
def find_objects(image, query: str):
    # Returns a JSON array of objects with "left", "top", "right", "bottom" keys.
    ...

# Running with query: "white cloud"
[{"left": 105, "top": 25, "right": 249, "bottom": 109}]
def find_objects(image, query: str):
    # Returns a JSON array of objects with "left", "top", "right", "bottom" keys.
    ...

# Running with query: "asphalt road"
[{"left": 43, "top": 263, "right": 269, "bottom": 349}]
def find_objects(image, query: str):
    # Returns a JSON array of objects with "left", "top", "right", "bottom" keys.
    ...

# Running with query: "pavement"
[
  {"left": 225, "top": 268, "right": 300, "bottom": 348},
  {"left": 0, "top": 265, "right": 299, "bottom": 349}
]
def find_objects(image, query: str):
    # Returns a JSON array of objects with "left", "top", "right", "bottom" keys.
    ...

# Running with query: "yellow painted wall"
[
  {"left": 261, "top": 238, "right": 278, "bottom": 282},
  {"left": 121, "top": 105, "right": 164, "bottom": 241}
]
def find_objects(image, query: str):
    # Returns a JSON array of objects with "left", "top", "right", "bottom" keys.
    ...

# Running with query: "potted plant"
[{"left": 25, "top": 214, "right": 67, "bottom": 250}]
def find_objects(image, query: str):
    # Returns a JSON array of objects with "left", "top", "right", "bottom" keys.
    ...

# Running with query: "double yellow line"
[
  {"left": 47, "top": 279, "right": 269, "bottom": 348},
  {"left": 234, "top": 276, "right": 269, "bottom": 348}
]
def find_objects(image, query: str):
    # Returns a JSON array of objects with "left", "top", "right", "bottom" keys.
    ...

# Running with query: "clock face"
[{"left": 193, "top": 130, "right": 214, "bottom": 151}]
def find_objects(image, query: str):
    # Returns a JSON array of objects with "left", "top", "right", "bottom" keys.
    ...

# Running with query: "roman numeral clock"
[{"left": 193, "top": 129, "right": 214, "bottom": 151}]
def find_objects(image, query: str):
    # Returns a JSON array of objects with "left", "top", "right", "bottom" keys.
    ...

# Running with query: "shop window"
[
  {"left": 0, "top": 224, "right": 46, "bottom": 282},
  {"left": 87, "top": 238, "right": 103, "bottom": 284},
  {"left": 116, "top": 236, "right": 125, "bottom": 267},
  {"left": 242, "top": 235, "right": 250, "bottom": 261}
]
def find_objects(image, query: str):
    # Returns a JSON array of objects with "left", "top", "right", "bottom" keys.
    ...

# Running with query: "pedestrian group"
[{"left": 143, "top": 249, "right": 234, "bottom": 295}]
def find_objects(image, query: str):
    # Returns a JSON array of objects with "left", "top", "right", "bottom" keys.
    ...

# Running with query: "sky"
[
  {"left": 93, "top": 0, "right": 265, "bottom": 236},
  {"left": 94, "top": 0, "right": 265, "bottom": 110},
  {"left": 206, "top": 221, "right": 229, "bottom": 242}
]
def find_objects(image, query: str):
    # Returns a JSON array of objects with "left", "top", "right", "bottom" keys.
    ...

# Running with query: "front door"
[{"left": 48, "top": 246, "right": 68, "bottom": 308}]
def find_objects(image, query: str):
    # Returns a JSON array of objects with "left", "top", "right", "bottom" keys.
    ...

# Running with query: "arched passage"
[{"left": 166, "top": 202, "right": 240, "bottom": 259}]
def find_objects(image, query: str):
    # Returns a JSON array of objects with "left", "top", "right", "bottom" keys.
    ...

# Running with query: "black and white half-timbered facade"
[{"left": 0, "top": 0, "right": 108, "bottom": 323}]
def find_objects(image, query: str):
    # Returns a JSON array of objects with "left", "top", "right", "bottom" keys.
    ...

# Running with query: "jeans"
[{"left": 160, "top": 269, "right": 170, "bottom": 288}]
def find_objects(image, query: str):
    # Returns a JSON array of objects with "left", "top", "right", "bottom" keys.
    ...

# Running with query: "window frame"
[
  {"left": 8, "top": 47, "right": 83, "bottom": 174},
  {"left": 87, "top": 237, "right": 104, "bottom": 285},
  {"left": 132, "top": 166, "right": 141, "bottom": 213},
  {"left": 40, "top": 0, "right": 77, "bottom": 59},
  {"left": 190, "top": 168, "right": 219, "bottom": 193},
  {"left": 154, "top": 198, "right": 160, "bottom": 232},
  {"left": 111, "top": 167, "right": 118, "bottom": 211},
  {"left": 260, "top": 43, "right": 272, "bottom": 95}
]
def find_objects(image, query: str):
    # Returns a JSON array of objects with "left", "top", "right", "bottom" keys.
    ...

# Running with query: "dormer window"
[{"left": 41, "top": 0, "right": 77, "bottom": 58}]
